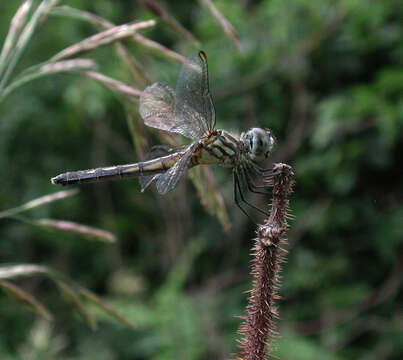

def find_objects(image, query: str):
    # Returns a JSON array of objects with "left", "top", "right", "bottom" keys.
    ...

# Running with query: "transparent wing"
[
  {"left": 155, "top": 143, "right": 198, "bottom": 194},
  {"left": 138, "top": 145, "right": 187, "bottom": 192},
  {"left": 139, "top": 174, "right": 156, "bottom": 192},
  {"left": 139, "top": 51, "right": 216, "bottom": 140},
  {"left": 173, "top": 51, "right": 216, "bottom": 139},
  {"left": 139, "top": 82, "right": 193, "bottom": 136}
]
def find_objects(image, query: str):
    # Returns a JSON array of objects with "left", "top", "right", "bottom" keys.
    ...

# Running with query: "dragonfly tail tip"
[{"left": 51, "top": 176, "right": 60, "bottom": 185}]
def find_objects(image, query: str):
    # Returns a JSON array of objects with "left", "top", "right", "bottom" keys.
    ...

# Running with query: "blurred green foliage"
[{"left": 0, "top": 0, "right": 402, "bottom": 359}]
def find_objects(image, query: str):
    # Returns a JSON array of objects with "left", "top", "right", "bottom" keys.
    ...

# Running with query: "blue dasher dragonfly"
[{"left": 51, "top": 51, "right": 276, "bottom": 218}]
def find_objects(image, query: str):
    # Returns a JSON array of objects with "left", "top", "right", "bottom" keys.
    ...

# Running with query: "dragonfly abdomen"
[{"left": 51, "top": 153, "right": 182, "bottom": 186}]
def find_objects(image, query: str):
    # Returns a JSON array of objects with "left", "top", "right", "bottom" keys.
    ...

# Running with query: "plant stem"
[{"left": 238, "top": 163, "right": 295, "bottom": 360}]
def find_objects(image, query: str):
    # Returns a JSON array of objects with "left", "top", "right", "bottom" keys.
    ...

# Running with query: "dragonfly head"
[{"left": 241, "top": 127, "right": 275, "bottom": 161}]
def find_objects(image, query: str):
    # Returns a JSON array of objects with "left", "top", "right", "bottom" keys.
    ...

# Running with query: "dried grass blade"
[
  {"left": 199, "top": 0, "right": 242, "bottom": 51},
  {"left": 51, "top": 20, "right": 156, "bottom": 62},
  {"left": 130, "top": 33, "right": 187, "bottom": 64},
  {"left": 50, "top": 5, "right": 112, "bottom": 29},
  {"left": 35, "top": 219, "right": 117, "bottom": 243},
  {"left": 50, "top": 6, "right": 186, "bottom": 65},
  {"left": 85, "top": 71, "right": 142, "bottom": 99},
  {"left": 114, "top": 43, "right": 151, "bottom": 87},
  {"left": 189, "top": 167, "right": 231, "bottom": 231},
  {"left": 0, "top": 0, "right": 33, "bottom": 77},
  {"left": 0, "top": 0, "right": 61, "bottom": 91},
  {"left": 123, "top": 101, "right": 148, "bottom": 158},
  {"left": 0, "top": 189, "right": 79, "bottom": 219},
  {"left": 0, "top": 264, "right": 48, "bottom": 279},
  {"left": 0, "top": 280, "right": 53, "bottom": 320},
  {"left": 0, "top": 59, "right": 96, "bottom": 101},
  {"left": 0, "top": 264, "right": 128, "bottom": 330},
  {"left": 50, "top": 6, "right": 152, "bottom": 86},
  {"left": 163, "top": 239, "right": 204, "bottom": 289},
  {"left": 56, "top": 281, "right": 97, "bottom": 330},
  {"left": 79, "top": 288, "right": 138, "bottom": 329}
]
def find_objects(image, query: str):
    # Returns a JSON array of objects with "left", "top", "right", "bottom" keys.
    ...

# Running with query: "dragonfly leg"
[
  {"left": 242, "top": 167, "right": 271, "bottom": 194},
  {"left": 234, "top": 171, "right": 270, "bottom": 217},
  {"left": 233, "top": 172, "right": 256, "bottom": 223},
  {"left": 251, "top": 163, "right": 274, "bottom": 175},
  {"left": 250, "top": 164, "right": 275, "bottom": 187}
]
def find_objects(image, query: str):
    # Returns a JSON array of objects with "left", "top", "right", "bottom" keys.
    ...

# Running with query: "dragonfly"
[{"left": 51, "top": 51, "right": 276, "bottom": 219}]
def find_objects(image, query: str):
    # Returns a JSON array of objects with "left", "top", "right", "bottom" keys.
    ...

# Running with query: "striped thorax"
[
  {"left": 191, "top": 127, "right": 275, "bottom": 168},
  {"left": 191, "top": 130, "right": 241, "bottom": 168}
]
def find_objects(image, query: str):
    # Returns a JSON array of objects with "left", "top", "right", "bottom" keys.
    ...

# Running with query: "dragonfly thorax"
[{"left": 241, "top": 128, "right": 275, "bottom": 162}]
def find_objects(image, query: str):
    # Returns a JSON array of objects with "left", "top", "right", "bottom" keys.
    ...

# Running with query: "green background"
[{"left": 0, "top": 0, "right": 402, "bottom": 359}]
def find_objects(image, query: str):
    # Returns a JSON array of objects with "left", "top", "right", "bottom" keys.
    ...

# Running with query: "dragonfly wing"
[
  {"left": 139, "top": 82, "right": 180, "bottom": 133},
  {"left": 139, "top": 174, "right": 158, "bottom": 192},
  {"left": 174, "top": 51, "right": 216, "bottom": 138},
  {"left": 138, "top": 145, "right": 187, "bottom": 192},
  {"left": 155, "top": 143, "right": 198, "bottom": 195},
  {"left": 140, "top": 82, "right": 204, "bottom": 140}
]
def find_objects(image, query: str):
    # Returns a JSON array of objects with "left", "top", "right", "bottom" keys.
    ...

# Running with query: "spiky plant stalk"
[{"left": 238, "top": 163, "right": 295, "bottom": 360}]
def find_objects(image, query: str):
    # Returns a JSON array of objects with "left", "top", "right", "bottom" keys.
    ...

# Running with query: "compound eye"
[{"left": 266, "top": 130, "right": 273, "bottom": 142}]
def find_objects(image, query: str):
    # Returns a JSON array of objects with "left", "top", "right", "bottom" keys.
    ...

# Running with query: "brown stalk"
[
  {"left": 237, "top": 163, "right": 295, "bottom": 360},
  {"left": 84, "top": 71, "right": 142, "bottom": 99},
  {"left": 199, "top": 0, "right": 242, "bottom": 51},
  {"left": 141, "top": 0, "right": 200, "bottom": 46},
  {"left": 51, "top": 6, "right": 186, "bottom": 65},
  {"left": 51, "top": 20, "right": 156, "bottom": 62}
]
